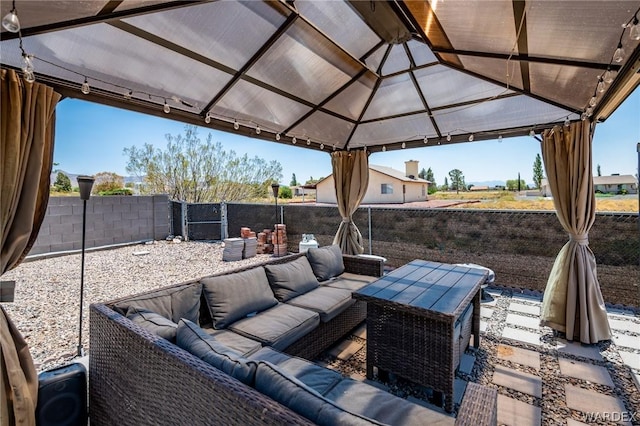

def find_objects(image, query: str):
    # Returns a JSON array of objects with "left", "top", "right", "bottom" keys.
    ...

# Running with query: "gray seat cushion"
[
  {"left": 201, "top": 267, "right": 278, "bottom": 329},
  {"left": 324, "top": 272, "right": 377, "bottom": 292},
  {"left": 254, "top": 361, "right": 380, "bottom": 426},
  {"left": 264, "top": 256, "right": 319, "bottom": 302},
  {"left": 325, "top": 379, "right": 454, "bottom": 425},
  {"left": 248, "top": 347, "right": 342, "bottom": 395},
  {"left": 229, "top": 303, "right": 319, "bottom": 351},
  {"left": 306, "top": 245, "right": 345, "bottom": 281},
  {"left": 287, "top": 287, "right": 355, "bottom": 323},
  {"left": 125, "top": 306, "right": 178, "bottom": 342},
  {"left": 176, "top": 319, "right": 257, "bottom": 385},
  {"left": 205, "top": 328, "right": 262, "bottom": 356},
  {"left": 114, "top": 282, "right": 203, "bottom": 324}
]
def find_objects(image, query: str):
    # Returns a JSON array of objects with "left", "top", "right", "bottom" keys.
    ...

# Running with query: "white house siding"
[{"left": 316, "top": 170, "right": 428, "bottom": 204}]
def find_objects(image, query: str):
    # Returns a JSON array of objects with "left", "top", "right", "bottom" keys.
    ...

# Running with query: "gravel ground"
[{"left": 2, "top": 240, "right": 270, "bottom": 371}]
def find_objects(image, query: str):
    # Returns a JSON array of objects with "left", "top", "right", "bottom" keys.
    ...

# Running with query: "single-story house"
[
  {"left": 541, "top": 174, "right": 638, "bottom": 196},
  {"left": 316, "top": 160, "right": 430, "bottom": 204},
  {"left": 291, "top": 185, "right": 316, "bottom": 197}
]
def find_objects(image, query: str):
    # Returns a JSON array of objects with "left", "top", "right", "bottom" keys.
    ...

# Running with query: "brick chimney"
[{"left": 405, "top": 160, "right": 419, "bottom": 179}]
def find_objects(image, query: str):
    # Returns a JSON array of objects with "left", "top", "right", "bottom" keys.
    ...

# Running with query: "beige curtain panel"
[
  {"left": 331, "top": 150, "right": 369, "bottom": 255},
  {"left": 540, "top": 120, "right": 611, "bottom": 344},
  {"left": 1, "top": 68, "right": 61, "bottom": 425}
]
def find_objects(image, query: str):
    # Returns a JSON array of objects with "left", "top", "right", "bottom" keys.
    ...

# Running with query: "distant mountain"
[
  {"left": 50, "top": 170, "right": 143, "bottom": 187},
  {"left": 467, "top": 180, "right": 506, "bottom": 188}
]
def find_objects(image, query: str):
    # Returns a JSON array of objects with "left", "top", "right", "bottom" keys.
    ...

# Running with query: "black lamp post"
[
  {"left": 76, "top": 175, "right": 94, "bottom": 357},
  {"left": 271, "top": 183, "right": 280, "bottom": 256}
]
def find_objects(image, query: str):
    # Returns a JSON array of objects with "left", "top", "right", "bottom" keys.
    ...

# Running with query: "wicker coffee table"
[{"left": 353, "top": 259, "right": 488, "bottom": 413}]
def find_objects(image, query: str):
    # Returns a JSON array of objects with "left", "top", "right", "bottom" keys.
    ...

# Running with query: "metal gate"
[{"left": 170, "top": 201, "right": 228, "bottom": 241}]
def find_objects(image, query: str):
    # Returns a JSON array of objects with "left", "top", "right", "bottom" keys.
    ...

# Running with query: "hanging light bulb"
[
  {"left": 255, "top": 125, "right": 261, "bottom": 135},
  {"left": 498, "top": 135, "right": 503, "bottom": 142},
  {"left": 446, "top": 133, "right": 451, "bottom": 142},
  {"left": 564, "top": 117, "right": 571, "bottom": 127},
  {"left": 581, "top": 112, "right": 588, "bottom": 121},
  {"left": 2, "top": 7, "right": 20, "bottom": 33},
  {"left": 333, "top": 145, "right": 337, "bottom": 151},
  {"left": 529, "top": 129, "right": 535, "bottom": 137},
  {"left": 320, "top": 143, "right": 324, "bottom": 150},
  {"left": 382, "top": 146, "right": 386, "bottom": 152},
  {"left": 468, "top": 134, "right": 474, "bottom": 142},
  {"left": 597, "top": 78, "right": 605, "bottom": 93},
  {"left": 81, "top": 78, "right": 90, "bottom": 95},
  {"left": 23, "top": 70, "right": 35, "bottom": 83},
  {"left": 204, "top": 113, "right": 211, "bottom": 124},
  {"left": 306, "top": 137, "right": 311, "bottom": 146},
  {"left": 630, "top": 16, "right": 640, "bottom": 41},
  {"left": 589, "top": 96, "right": 597, "bottom": 107},
  {"left": 275, "top": 133, "right": 281, "bottom": 141},
  {"left": 401, "top": 142, "right": 406, "bottom": 149},
  {"left": 163, "top": 100, "right": 170, "bottom": 114},
  {"left": 586, "top": 106, "right": 594, "bottom": 117},
  {"left": 124, "top": 90, "right": 133, "bottom": 100},
  {"left": 603, "top": 69, "right": 614, "bottom": 84},
  {"left": 613, "top": 43, "right": 625, "bottom": 63},
  {"left": 21, "top": 54, "right": 33, "bottom": 73},
  {"left": 437, "top": 141, "right": 441, "bottom": 145},
  {"left": 233, "top": 120, "right": 239, "bottom": 130},
  {"left": 292, "top": 137, "right": 297, "bottom": 145},
  {"left": 423, "top": 136, "right": 428, "bottom": 144}
]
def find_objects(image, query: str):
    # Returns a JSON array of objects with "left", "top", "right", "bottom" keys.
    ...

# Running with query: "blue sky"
[{"left": 54, "top": 87, "right": 639, "bottom": 186}]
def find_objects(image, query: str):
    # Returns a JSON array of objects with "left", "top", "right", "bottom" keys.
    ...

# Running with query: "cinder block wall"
[{"left": 31, "top": 195, "right": 170, "bottom": 255}]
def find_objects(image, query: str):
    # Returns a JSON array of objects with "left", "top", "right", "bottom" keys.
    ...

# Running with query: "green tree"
[
  {"left": 53, "top": 172, "right": 72, "bottom": 192},
  {"left": 124, "top": 125, "right": 282, "bottom": 202},
  {"left": 279, "top": 185, "right": 292, "bottom": 199},
  {"left": 418, "top": 168, "right": 427, "bottom": 179},
  {"left": 597, "top": 164, "right": 601, "bottom": 176},
  {"left": 290, "top": 173, "right": 298, "bottom": 187},
  {"left": 93, "top": 171, "right": 124, "bottom": 194},
  {"left": 425, "top": 168, "right": 437, "bottom": 194},
  {"left": 532, "top": 153, "right": 544, "bottom": 189},
  {"left": 506, "top": 179, "right": 527, "bottom": 191},
  {"left": 443, "top": 176, "right": 449, "bottom": 189},
  {"left": 305, "top": 176, "right": 321, "bottom": 185},
  {"left": 448, "top": 169, "right": 465, "bottom": 194}
]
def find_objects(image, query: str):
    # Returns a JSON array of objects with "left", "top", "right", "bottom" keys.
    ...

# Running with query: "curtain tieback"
[
  {"left": 569, "top": 233, "right": 589, "bottom": 245},
  {"left": 342, "top": 217, "right": 351, "bottom": 223}
]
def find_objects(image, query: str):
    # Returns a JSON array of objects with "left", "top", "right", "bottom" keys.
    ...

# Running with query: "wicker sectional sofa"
[{"left": 89, "top": 246, "right": 497, "bottom": 425}]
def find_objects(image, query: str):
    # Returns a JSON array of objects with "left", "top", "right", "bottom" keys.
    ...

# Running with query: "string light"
[
  {"left": 564, "top": 117, "right": 571, "bottom": 127},
  {"left": 306, "top": 137, "right": 311, "bottom": 145},
  {"left": 2, "top": 1, "right": 20, "bottom": 33},
  {"left": 204, "top": 113, "right": 211, "bottom": 124},
  {"left": 81, "top": 78, "right": 90, "bottom": 95},
  {"left": 630, "top": 14, "right": 640, "bottom": 40},
  {"left": 333, "top": 145, "right": 337, "bottom": 151},
  {"left": 275, "top": 133, "right": 281, "bottom": 141},
  {"left": 21, "top": 54, "right": 35, "bottom": 83},
  {"left": 163, "top": 100, "right": 170, "bottom": 114},
  {"left": 401, "top": 142, "right": 406, "bottom": 149},
  {"left": 597, "top": 78, "right": 605, "bottom": 93},
  {"left": 588, "top": 96, "right": 597, "bottom": 107},
  {"left": 446, "top": 133, "right": 451, "bottom": 142},
  {"left": 292, "top": 137, "right": 297, "bottom": 145},
  {"left": 613, "top": 42, "right": 625, "bottom": 63},
  {"left": 320, "top": 143, "right": 324, "bottom": 150},
  {"left": 382, "top": 146, "right": 386, "bottom": 152},
  {"left": 233, "top": 120, "right": 239, "bottom": 130},
  {"left": 603, "top": 69, "right": 614, "bottom": 84},
  {"left": 423, "top": 136, "right": 428, "bottom": 144},
  {"left": 255, "top": 125, "right": 261, "bottom": 135},
  {"left": 498, "top": 135, "right": 503, "bottom": 142},
  {"left": 124, "top": 90, "right": 132, "bottom": 99},
  {"left": 529, "top": 129, "right": 535, "bottom": 137},
  {"left": 468, "top": 134, "right": 474, "bottom": 142}
]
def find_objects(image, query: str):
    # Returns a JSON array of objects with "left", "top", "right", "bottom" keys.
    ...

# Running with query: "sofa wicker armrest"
[
  {"left": 89, "top": 303, "right": 314, "bottom": 426},
  {"left": 342, "top": 254, "right": 384, "bottom": 278},
  {"left": 454, "top": 382, "right": 498, "bottom": 426}
]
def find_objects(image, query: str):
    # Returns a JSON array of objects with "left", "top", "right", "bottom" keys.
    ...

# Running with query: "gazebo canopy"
[{"left": 1, "top": 0, "right": 639, "bottom": 152}]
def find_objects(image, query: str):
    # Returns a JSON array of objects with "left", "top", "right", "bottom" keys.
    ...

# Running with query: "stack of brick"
[
  {"left": 239, "top": 227, "right": 258, "bottom": 258},
  {"left": 272, "top": 224, "right": 287, "bottom": 257}
]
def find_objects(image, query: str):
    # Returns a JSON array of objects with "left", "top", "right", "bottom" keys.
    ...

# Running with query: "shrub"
[
  {"left": 279, "top": 185, "right": 292, "bottom": 199},
  {"left": 53, "top": 172, "right": 72, "bottom": 192},
  {"left": 99, "top": 188, "right": 133, "bottom": 196}
]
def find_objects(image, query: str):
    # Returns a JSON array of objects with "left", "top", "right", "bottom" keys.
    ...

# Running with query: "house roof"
[
  {"left": 369, "top": 165, "right": 430, "bottom": 183},
  {"left": 593, "top": 175, "right": 637, "bottom": 185},
  {"left": 542, "top": 175, "right": 637, "bottom": 186},
  {"left": 1, "top": 1, "right": 639, "bottom": 153}
]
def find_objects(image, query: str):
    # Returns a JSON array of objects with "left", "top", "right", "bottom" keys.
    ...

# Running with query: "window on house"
[{"left": 381, "top": 183, "right": 393, "bottom": 194}]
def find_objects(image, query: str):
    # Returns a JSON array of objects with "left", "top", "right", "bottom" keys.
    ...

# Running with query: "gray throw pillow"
[
  {"left": 126, "top": 306, "right": 178, "bottom": 342},
  {"left": 201, "top": 267, "right": 278, "bottom": 329},
  {"left": 306, "top": 245, "right": 345, "bottom": 281},
  {"left": 264, "top": 256, "right": 320, "bottom": 302},
  {"left": 176, "top": 319, "right": 257, "bottom": 385}
]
